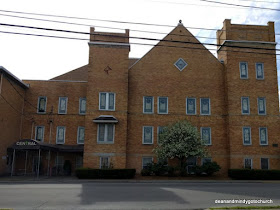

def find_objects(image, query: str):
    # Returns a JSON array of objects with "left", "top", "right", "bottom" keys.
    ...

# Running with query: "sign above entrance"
[{"left": 16, "top": 140, "right": 37, "bottom": 146}]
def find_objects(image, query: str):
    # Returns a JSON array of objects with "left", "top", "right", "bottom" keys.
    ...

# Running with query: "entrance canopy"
[{"left": 7, "top": 139, "right": 84, "bottom": 153}]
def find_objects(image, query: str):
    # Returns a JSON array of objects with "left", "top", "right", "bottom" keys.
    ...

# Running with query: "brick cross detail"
[{"left": 104, "top": 66, "right": 112, "bottom": 74}]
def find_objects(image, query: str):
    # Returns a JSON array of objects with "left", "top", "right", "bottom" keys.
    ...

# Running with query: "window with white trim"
[
  {"left": 244, "top": 158, "right": 252, "bottom": 169},
  {"left": 58, "top": 97, "right": 68, "bottom": 114},
  {"left": 56, "top": 126, "right": 66, "bottom": 144},
  {"left": 143, "top": 126, "right": 153, "bottom": 144},
  {"left": 97, "top": 124, "right": 114, "bottom": 143},
  {"left": 35, "top": 126, "right": 44, "bottom": 142},
  {"left": 200, "top": 98, "right": 210, "bottom": 115},
  {"left": 143, "top": 96, "right": 153, "bottom": 113},
  {"left": 242, "top": 127, "right": 251, "bottom": 145},
  {"left": 241, "top": 97, "right": 250, "bottom": 115},
  {"left": 158, "top": 97, "right": 168, "bottom": 114},
  {"left": 186, "top": 98, "right": 196, "bottom": 115},
  {"left": 261, "top": 158, "right": 269, "bottom": 170},
  {"left": 258, "top": 97, "right": 266, "bottom": 115},
  {"left": 77, "top": 126, "right": 85, "bottom": 144},
  {"left": 142, "top": 157, "right": 153, "bottom": 169},
  {"left": 79, "top": 98, "right": 86, "bottom": 114},
  {"left": 157, "top": 126, "right": 165, "bottom": 144},
  {"left": 201, "top": 127, "right": 211, "bottom": 145},
  {"left": 256, "top": 63, "right": 264, "bottom": 80},
  {"left": 100, "top": 156, "right": 110, "bottom": 169},
  {"left": 240, "top": 62, "right": 248, "bottom": 79},
  {"left": 99, "top": 92, "right": 115, "bottom": 111},
  {"left": 259, "top": 127, "right": 268, "bottom": 145},
  {"left": 37, "top": 96, "right": 47, "bottom": 113}
]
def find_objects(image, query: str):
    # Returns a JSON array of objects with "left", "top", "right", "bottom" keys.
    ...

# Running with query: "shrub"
[
  {"left": 229, "top": 169, "right": 280, "bottom": 180},
  {"left": 152, "top": 162, "right": 168, "bottom": 176},
  {"left": 194, "top": 162, "right": 221, "bottom": 176},
  {"left": 76, "top": 168, "right": 136, "bottom": 179},
  {"left": 141, "top": 169, "right": 151, "bottom": 176}
]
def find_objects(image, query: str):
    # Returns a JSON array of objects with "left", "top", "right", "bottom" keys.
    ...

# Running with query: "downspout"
[
  {"left": 19, "top": 90, "right": 25, "bottom": 139},
  {"left": 0, "top": 73, "right": 3, "bottom": 95}
]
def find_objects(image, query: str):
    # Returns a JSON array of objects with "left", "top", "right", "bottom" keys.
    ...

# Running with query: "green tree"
[{"left": 154, "top": 120, "right": 207, "bottom": 170}]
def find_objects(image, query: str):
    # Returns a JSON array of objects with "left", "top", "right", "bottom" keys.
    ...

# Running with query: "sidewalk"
[{"left": 0, "top": 175, "right": 279, "bottom": 183}]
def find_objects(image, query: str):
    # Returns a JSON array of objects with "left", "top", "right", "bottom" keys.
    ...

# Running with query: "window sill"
[{"left": 97, "top": 142, "right": 114, "bottom": 144}]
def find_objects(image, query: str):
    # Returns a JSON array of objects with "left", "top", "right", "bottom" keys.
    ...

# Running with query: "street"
[{"left": 0, "top": 181, "right": 279, "bottom": 209}]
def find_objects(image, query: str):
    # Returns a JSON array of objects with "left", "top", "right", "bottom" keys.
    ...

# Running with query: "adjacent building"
[{"left": 0, "top": 19, "right": 279, "bottom": 176}]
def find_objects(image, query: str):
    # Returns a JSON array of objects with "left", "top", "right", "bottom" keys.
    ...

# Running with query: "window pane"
[
  {"left": 187, "top": 98, "right": 196, "bottom": 114},
  {"left": 202, "top": 158, "right": 212, "bottom": 165},
  {"left": 260, "top": 128, "right": 268, "bottom": 145},
  {"left": 201, "top": 98, "right": 210, "bottom": 115},
  {"left": 261, "top": 158, "right": 269, "bottom": 170},
  {"left": 158, "top": 126, "right": 164, "bottom": 144},
  {"left": 258, "top": 98, "right": 266, "bottom": 115},
  {"left": 158, "top": 97, "right": 167, "bottom": 113},
  {"left": 108, "top": 93, "right": 115, "bottom": 110},
  {"left": 243, "top": 127, "right": 251, "bottom": 145},
  {"left": 100, "top": 93, "right": 106, "bottom": 110},
  {"left": 59, "top": 97, "right": 67, "bottom": 114},
  {"left": 144, "top": 127, "right": 153, "bottom": 144},
  {"left": 38, "top": 97, "right": 46, "bottom": 113},
  {"left": 144, "top": 97, "right": 153, "bottom": 113},
  {"left": 57, "top": 127, "right": 65, "bottom": 143},
  {"left": 142, "top": 157, "right": 153, "bottom": 169},
  {"left": 36, "top": 127, "right": 44, "bottom": 141},
  {"left": 98, "top": 124, "right": 105, "bottom": 142},
  {"left": 201, "top": 128, "right": 211, "bottom": 145},
  {"left": 80, "top": 98, "right": 86, "bottom": 114},
  {"left": 78, "top": 127, "right": 85, "bottom": 143},
  {"left": 244, "top": 158, "right": 252, "bottom": 169},
  {"left": 100, "top": 157, "right": 109, "bottom": 169},
  {"left": 242, "top": 97, "right": 249, "bottom": 114},
  {"left": 107, "top": 124, "right": 114, "bottom": 142},
  {"left": 240, "top": 62, "right": 248, "bottom": 79},
  {"left": 256, "top": 63, "right": 264, "bottom": 79}
]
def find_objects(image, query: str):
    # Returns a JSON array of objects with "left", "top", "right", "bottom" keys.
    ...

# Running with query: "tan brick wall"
[{"left": 0, "top": 74, "right": 25, "bottom": 174}]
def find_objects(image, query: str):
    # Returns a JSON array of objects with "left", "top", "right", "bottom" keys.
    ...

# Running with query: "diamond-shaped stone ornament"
[{"left": 174, "top": 58, "right": 187, "bottom": 71}]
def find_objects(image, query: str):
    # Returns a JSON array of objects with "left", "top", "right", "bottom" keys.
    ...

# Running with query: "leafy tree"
[{"left": 154, "top": 120, "right": 207, "bottom": 170}]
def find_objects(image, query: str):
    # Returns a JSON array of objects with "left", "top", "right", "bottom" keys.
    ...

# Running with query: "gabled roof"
[{"left": 0, "top": 66, "right": 29, "bottom": 89}]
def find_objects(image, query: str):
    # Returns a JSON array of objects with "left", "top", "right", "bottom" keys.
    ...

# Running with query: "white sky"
[{"left": 0, "top": 0, "right": 279, "bottom": 102}]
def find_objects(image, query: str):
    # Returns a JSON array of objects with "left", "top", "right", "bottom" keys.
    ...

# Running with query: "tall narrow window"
[
  {"left": 240, "top": 62, "right": 248, "bottom": 79},
  {"left": 157, "top": 126, "right": 165, "bottom": 144},
  {"left": 258, "top": 97, "right": 266, "bottom": 115},
  {"left": 158, "top": 97, "right": 168, "bottom": 114},
  {"left": 241, "top": 97, "right": 250, "bottom": 115},
  {"left": 58, "top": 97, "right": 68, "bottom": 114},
  {"left": 100, "top": 157, "right": 110, "bottom": 169},
  {"left": 242, "top": 127, "right": 251, "bottom": 145},
  {"left": 143, "top": 126, "right": 153, "bottom": 144},
  {"left": 35, "top": 126, "right": 44, "bottom": 142},
  {"left": 200, "top": 127, "right": 211, "bottom": 145},
  {"left": 261, "top": 158, "right": 269, "bottom": 170},
  {"left": 97, "top": 124, "right": 114, "bottom": 143},
  {"left": 77, "top": 126, "right": 85, "bottom": 144},
  {"left": 37, "top": 96, "right": 47, "bottom": 113},
  {"left": 259, "top": 127, "right": 268, "bottom": 145},
  {"left": 256, "top": 63, "right": 264, "bottom": 80},
  {"left": 99, "top": 92, "right": 115, "bottom": 111},
  {"left": 142, "top": 157, "right": 153, "bottom": 169},
  {"left": 56, "top": 126, "right": 66, "bottom": 144},
  {"left": 186, "top": 98, "right": 196, "bottom": 115},
  {"left": 200, "top": 98, "right": 210, "bottom": 115},
  {"left": 143, "top": 96, "right": 154, "bottom": 113},
  {"left": 244, "top": 158, "right": 252, "bottom": 169},
  {"left": 79, "top": 98, "right": 86, "bottom": 115}
]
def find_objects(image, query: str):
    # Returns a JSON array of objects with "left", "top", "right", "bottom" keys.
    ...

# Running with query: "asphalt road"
[{"left": 0, "top": 181, "right": 279, "bottom": 210}]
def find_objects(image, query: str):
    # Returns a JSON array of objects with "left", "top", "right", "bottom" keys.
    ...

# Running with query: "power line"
[
  {"left": 0, "top": 9, "right": 279, "bottom": 36},
  {"left": 0, "top": 29, "right": 279, "bottom": 56},
  {"left": 198, "top": 0, "right": 280, "bottom": 11},
  {"left": 1, "top": 22, "right": 279, "bottom": 52}
]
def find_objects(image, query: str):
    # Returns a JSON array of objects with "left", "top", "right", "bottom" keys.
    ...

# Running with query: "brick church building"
[{"left": 0, "top": 19, "right": 279, "bottom": 176}]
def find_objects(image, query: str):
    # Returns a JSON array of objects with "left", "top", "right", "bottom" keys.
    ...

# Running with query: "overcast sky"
[{"left": 0, "top": 0, "right": 279, "bottom": 100}]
